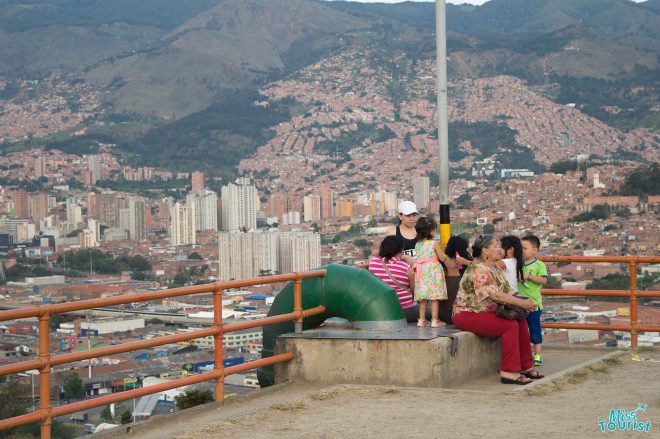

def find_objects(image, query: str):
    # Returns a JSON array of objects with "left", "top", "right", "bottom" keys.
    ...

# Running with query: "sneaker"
[
  {"left": 417, "top": 319, "right": 430, "bottom": 327},
  {"left": 533, "top": 354, "right": 543, "bottom": 366},
  {"left": 431, "top": 319, "right": 446, "bottom": 328}
]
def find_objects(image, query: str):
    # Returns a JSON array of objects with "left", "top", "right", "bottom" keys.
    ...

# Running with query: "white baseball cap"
[{"left": 398, "top": 201, "right": 419, "bottom": 215}]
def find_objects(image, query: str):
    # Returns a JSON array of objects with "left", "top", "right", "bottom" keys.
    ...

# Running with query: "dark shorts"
[{"left": 526, "top": 310, "right": 543, "bottom": 345}]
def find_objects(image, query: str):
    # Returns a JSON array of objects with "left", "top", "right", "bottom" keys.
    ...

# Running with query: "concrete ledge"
[{"left": 274, "top": 331, "right": 500, "bottom": 388}]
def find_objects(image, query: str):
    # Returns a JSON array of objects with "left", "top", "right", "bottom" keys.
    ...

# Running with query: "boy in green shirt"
[{"left": 519, "top": 235, "right": 548, "bottom": 366}]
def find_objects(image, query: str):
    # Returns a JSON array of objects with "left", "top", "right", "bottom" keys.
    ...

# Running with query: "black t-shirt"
[{"left": 395, "top": 225, "right": 417, "bottom": 258}]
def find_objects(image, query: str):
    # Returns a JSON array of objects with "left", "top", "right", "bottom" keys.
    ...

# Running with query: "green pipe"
[{"left": 257, "top": 263, "right": 406, "bottom": 387}]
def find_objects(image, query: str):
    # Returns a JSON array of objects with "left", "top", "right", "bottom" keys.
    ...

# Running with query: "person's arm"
[
  {"left": 525, "top": 272, "right": 548, "bottom": 285},
  {"left": 495, "top": 260, "right": 506, "bottom": 269},
  {"left": 526, "top": 262, "right": 548, "bottom": 285},
  {"left": 491, "top": 291, "right": 537, "bottom": 311},
  {"left": 407, "top": 266, "right": 415, "bottom": 292},
  {"left": 455, "top": 255, "right": 472, "bottom": 266},
  {"left": 432, "top": 242, "right": 448, "bottom": 262},
  {"left": 401, "top": 254, "right": 415, "bottom": 265}
]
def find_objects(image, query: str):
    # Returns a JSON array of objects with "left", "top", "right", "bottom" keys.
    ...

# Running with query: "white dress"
[{"left": 502, "top": 258, "right": 519, "bottom": 292}]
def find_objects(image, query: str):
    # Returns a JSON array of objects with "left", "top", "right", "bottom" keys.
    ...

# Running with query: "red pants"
[{"left": 453, "top": 311, "right": 533, "bottom": 372}]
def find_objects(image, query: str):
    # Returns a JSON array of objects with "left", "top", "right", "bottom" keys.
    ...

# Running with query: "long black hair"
[
  {"left": 444, "top": 235, "right": 472, "bottom": 275},
  {"left": 445, "top": 236, "right": 472, "bottom": 260},
  {"left": 501, "top": 235, "right": 524, "bottom": 282}
]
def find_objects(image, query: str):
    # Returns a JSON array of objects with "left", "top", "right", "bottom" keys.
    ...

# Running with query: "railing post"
[
  {"left": 38, "top": 313, "right": 52, "bottom": 439},
  {"left": 294, "top": 277, "right": 303, "bottom": 334},
  {"left": 629, "top": 260, "right": 638, "bottom": 348},
  {"left": 213, "top": 287, "right": 224, "bottom": 403}
]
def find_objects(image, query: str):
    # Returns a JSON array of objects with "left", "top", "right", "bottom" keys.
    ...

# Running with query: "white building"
[
  {"left": 66, "top": 198, "right": 82, "bottom": 225},
  {"left": 413, "top": 176, "right": 430, "bottom": 210},
  {"left": 87, "top": 155, "right": 101, "bottom": 184},
  {"left": 221, "top": 177, "right": 257, "bottom": 231},
  {"left": 303, "top": 194, "right": 321, "bottom": 222},
  {"left": 218, "top": 230, "right": 321, "bottom": 281},
  {"left": 170, "top": 202, "right": 196, "bottom": 245},
  {"left": 218, "top": 230, "right": 279, "bottom": 281},
  {"left": 187, "top": 189, "right": 218, "bottom": 232}
]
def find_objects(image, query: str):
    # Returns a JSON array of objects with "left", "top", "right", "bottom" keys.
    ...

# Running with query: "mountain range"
[{"left": 0, "top": 0, "right": 657, "bottom": 179}]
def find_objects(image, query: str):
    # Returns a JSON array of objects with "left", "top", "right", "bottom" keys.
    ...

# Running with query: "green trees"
[
  {"left": 618, "top": 163, "right": 660, "bottom": 196},
  {"left": 63, "top": 372, "right": 84, "bottom": 400},
  {"left": 570, "top": 204, "right": 610, "bottom": 222},
  {"left": 0, "top": 384, "right": 73, "bottom": 439},
  {"left": 100, "top": 406, "right": 114, "bottom": 423},
  {"left": 57, "top": 249, "right": 151, "bottom": 275},
  {"left": 174, "top": 389, "right": 214, "bottom": 410},
  {"left": 120, "top": 410, "right": 132, "bottom": 425}
]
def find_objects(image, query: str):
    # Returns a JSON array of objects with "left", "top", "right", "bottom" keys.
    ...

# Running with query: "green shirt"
[{"left": 518, "top": 259, "right": 547, "bottom": 309}]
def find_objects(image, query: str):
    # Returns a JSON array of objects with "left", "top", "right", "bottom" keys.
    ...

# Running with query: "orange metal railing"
[
  {"left": 0, "top": 270, "right": 327, "bottom": 439},
  {"left": 539, "top": 256, "right": 660, "bottom": 347}
]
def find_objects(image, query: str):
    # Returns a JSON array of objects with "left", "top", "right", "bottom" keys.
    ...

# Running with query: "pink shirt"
[{"left": 368, "top": 256, "right": 415, "bottom": 309}]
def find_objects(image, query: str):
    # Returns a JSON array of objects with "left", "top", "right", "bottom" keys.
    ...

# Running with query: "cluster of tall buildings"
[{"left": 218, "top": 230, "right": 321, "bottom": 281}]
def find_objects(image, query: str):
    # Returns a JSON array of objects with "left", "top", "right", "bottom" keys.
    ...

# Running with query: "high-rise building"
[
  {"left": 303, "top": 194, "right": 321, "bottom": 222},
  {"left": 218, "top": 231, "right": 279, "bottom": 281},
  {"left": 170, "top": 202, "right": 196, "bottom": 245},
  {"left": 88, "top": 218, "right": 100, "bottom": 244},
  {"left": 319, "top": 183, "right": 334, "bottom": 219},
  {"left": 335, "top": 200, "right": 354, "bottom": 218},
  {"left": 278, "top": 232, "right": 322, "bottom": 274},
  {"left": 66, "top": 198, "right": 82, "bottom": 225},
  {"left": 12, "top": 189, "right": 29, "bottom": 219},
  {"left": 87, "top": 155, "right": 101, "bottom": 185},
  {"left": 191, "top": 171, "right": 205, "bottom": 193},
  {"left": 95, "top": 193, "right": 119, "bottom": 227},
  {"left": 33, "top": 156, "right": 46, "bottom": 179},
  {"left": 127, "top": 198, "right": 147, "bottom": 241},
  {"left": 413, "top": 175, "right": 430, "bottom": 210},
  {"left": 221, "top": 178, "right": 257, "bottom": 231},
  {"left": 187, "top": 189, "right": 218, "bottom": 231},
  {"left": 29, "top": 192, "right": 48, "bottom": 222},
  {"left": 218, "top": 231, "right": 320, "bottom": 281},
  {"left": 80, "top": 218, "right": 100, "bottom": 247}
]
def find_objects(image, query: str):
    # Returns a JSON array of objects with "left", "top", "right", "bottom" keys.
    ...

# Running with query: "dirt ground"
[{"left": 126, "top": 350, "right": 660, "bottom": 439}]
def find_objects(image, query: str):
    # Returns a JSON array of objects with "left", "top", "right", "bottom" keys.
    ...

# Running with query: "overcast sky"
[{"left": 331, "top": 0, "right": 647, "bottom": 5}]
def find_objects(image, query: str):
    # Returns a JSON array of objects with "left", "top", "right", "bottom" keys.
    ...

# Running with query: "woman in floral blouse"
[{"left": 452, "top": 235, "right": 543, "bottom": 385}]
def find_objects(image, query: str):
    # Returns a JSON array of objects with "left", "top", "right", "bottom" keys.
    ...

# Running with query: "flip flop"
[
  {"left": 522, "top": 369, "right": 545, "bottom": 380},
  {"left": 500, "top": 375, "right": 532, "bottom": 385}
]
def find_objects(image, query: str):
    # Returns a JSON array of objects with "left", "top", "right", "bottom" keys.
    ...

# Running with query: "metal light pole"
[{"left": 436, "top": 0, "right": 451, "bottom": 247}]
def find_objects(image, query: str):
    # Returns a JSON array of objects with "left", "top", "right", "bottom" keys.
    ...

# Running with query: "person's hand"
[{"left": 521, "top": 300, "right": 537, "bottom": 312}]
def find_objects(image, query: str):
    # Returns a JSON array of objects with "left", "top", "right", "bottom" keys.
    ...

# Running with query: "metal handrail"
[
  {"left": 0, "top": 269, "right": 328, "bottom": 439},
  {"left": 539, "top": 255, "right": 660, "bottom": 347}
]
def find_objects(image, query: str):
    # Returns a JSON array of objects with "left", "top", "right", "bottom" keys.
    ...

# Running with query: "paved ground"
[{"left": 96, "top": 347, "right": 660, "bottom": 439}]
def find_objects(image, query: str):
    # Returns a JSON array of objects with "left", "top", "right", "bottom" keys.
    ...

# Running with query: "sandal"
[
  {"left": 500, "top": 375, "right": 532, "bottom": 385},
  {"left": 417, "top": 319, "right": 430, "bottom": 327},
  {"left": 431, "top": 320, "right": 446, "bottom": 328},
  {"left": 521, "top": 369, "right": 545, "bottom": 380}
]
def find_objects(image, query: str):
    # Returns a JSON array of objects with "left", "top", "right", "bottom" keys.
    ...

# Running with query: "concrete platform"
[{"left": 273, "top": 323, "right": 501, "bottom": 388}]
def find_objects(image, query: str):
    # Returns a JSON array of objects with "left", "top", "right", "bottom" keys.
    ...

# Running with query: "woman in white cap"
[{"left": 384, "top": 200, "right": 419, "bottom": 264}]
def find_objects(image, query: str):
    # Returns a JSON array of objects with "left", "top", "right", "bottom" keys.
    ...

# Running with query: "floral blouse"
[{"left": 452, "top": 261, "right": 513, "bottom": 315}]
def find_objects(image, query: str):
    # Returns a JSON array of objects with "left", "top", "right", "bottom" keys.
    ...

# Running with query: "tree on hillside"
[
  {"left": 120, "top": 409, "right": 132, "bottom": 425},
  {"left": 100, "top": 406, "right": 113, "bottom": 423},
  {"left": 63, "top": 372, "right": 84, "bottom": 400},
  {"left": 175, "top": 389, "right": 214, "bottom": 410},
  {"left": 619, "top": 163, "right": 660, "bottom": 196},
  {"left": 0, "top": 385, "right": 74, "bottom": 439}
]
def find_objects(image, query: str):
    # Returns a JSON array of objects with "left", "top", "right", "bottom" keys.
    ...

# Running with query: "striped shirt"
[{"left": 368, "top": 256, "right": 415, "bottom": 309}]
